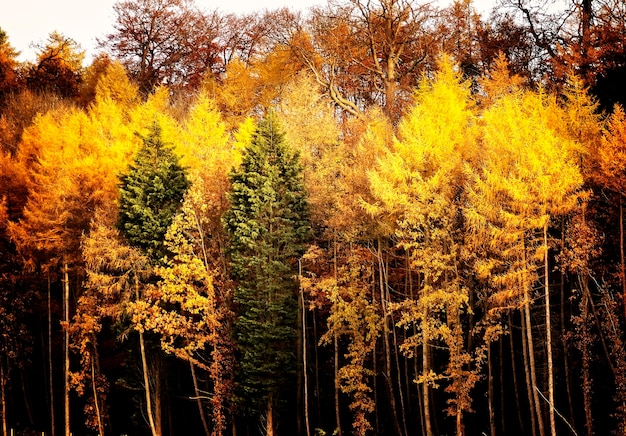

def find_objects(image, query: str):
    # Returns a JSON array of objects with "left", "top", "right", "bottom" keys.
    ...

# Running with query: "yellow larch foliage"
[
  {"left": 368, "top": 55, "right": 479, "bottom": 433},
  {"left": 599, "top": 105, "right": 626, "bottom": 196},
  {"left": 129, "top": 86, "right": 182, "bottom": 149},
  {"left": 276, "top": 72, "right": 342, "bottom": 230}
]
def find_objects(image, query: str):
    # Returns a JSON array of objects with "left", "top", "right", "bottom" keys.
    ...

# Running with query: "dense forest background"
[{"left": 1, "top": 0, "right": 626, "bottom": 435}]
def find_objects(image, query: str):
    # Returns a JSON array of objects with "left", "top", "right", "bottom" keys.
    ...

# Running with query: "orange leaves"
[{"left": 599, "top": 105, "right": 626, "bottom": 196}]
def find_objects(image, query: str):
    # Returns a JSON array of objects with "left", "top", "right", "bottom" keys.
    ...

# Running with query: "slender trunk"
[
  {"left": 332, "top": 239, "right": 342, "bottom": 436},
  {"left": 266, "top": 394, "right": 274, "bottom": 436},
  {"left": 313, "top": 309, "right": 321, "bottom": 425},
  {"left": 499, "top": 336, "right": 506, "bottom": 434},
  {"left": 190, "top": 362, "right": 210, "bottom": 436},
  {"left": 136, "top": 277, "right": 158, "bottom": 436},
  {"left": 377, "top": 240, "right": 403, "bottom": 436},
  {"left": 90, "top": 347, "right": 104, "bottom": 436},
  {"left": 334, "top": 334, "right": 342, "bottom": 436},
  {"left": 508, "top": 314, "right": 524, "bottom": 434},
  {"left": 561, "top": 218, "right": 575, "bottom": 429},
  {"left": 422, "top": 326, "right": 433, "bottom": 436},
  {"left": 487, "top": 344, "right": 496, "bottom": 436},
  {"left": 48, "top": 274, "right": 56, "bottom": 436},
  {"left": 1, "top": 362, "right": 6, "bottom": 436},
  {"left": 300, "top": 260, "right": 311, "bottom": 436},
  {"left": 296, "top": 261, "right": 304, "bottom": 436},
  {"left": 521, "top": 306, "right": 537, "bottom": 436},
  {"left": 525, "top": 293, "right": 545, "bottom": 436},
  {"left": 544, "top": 223, "right": 556, "bottom": 436},
  {"left": 581, "top": 283, "right": 593, "bottom": 436},
  {"left": 63, "top": 263, "right": 70, "bottom": 436},
  {"left": 619, "top": 199, "right": 626, "bottom": 318},
  {"left": 140, "top": 331, "right": 158, "bottom": 436}
]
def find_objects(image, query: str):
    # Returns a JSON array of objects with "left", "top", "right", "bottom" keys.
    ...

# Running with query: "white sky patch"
[{"left": 2, "top": 0, "right": 498, "bottom": 63}]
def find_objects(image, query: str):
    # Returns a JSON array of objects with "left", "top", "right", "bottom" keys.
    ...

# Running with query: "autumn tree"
[
  {"left": 0, "top": 28, "right": 20, "bottom": 104},
  {"left": 224, "top": 112, "right": 310, "bottom": 436},
  {"left": 467, "top": 69, "right": 585, "bottom": 436},
  {"left": 289, "top": 0, "right": 438, "bottom": 120},
  {"left": 118, "top": 122, "right": 190, "bottom": 262},
  {"left": 129, "top": 94, "right": 237, "bottom": 436},
  {"left": 367, "top": 56, "right": 480, "bottom": 436},
  {"left": 117, "top": 122, "right": 189, "bottom": 436},
  {"left": 26, "top": 32, "right": 85, "bottom": 99},
  {"left": 101, "top": 0, "right": 222, "bottom": 94}
]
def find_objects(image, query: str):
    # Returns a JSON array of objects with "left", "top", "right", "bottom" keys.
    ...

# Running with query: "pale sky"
[{"left": 1, "top": 0, "right": 496, "bottom": 63}]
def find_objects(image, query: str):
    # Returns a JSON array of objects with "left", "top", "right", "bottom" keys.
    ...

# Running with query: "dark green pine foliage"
[
  {"left": 118, "top": 122, "right": 190, "bottom": 261},
  {"left": 224, "top": 112, "right": 310, "bottom": 420}
]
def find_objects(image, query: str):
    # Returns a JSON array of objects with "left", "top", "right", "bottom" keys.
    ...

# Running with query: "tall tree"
[
  {"left": 290, "top": 0, "right": 437, "bottom": 120},
  {"left": 224, "top": 112, "right": 310, "bottom": 436},
  {"left": 367, "top": 56, "right": 480, "bottom": 436},
  {"left": 101, "top": 0, "right": 222, "bottom": 94},
  {"left": 26, "top": 32, "right": 85, "bottom": 99},
  {"left": 117, "top": 122, "right": 190, "bottom": 262},
  {"left": 117, "top": 122, "right": 189, "bottom": 436}
]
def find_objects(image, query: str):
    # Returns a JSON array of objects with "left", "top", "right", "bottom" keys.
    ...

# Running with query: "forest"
[{"left": 1, "top": 0, "right": 626, "bottom": 435}]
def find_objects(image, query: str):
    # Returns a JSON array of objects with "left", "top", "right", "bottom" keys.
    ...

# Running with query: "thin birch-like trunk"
[
  {"left": 544, "top": 222, "right": 556, "bottom": 436},
  {"left": 377, "top": 240, "right": 402, "bottom": 436},
  {"left": 509, "top": 314, "right": 524, "bottom": 433},
  {"left": 488, "top": 344, "right": 495, "bottom": 436},
  {"left": 90, "top": 345, "right": 104, "bottom": 436},
  {"left": 520, "top": 306, "right": 537, "bottom": 436},
  {"left": 190, "top": 362, "right": 210, "bottom": 436},
  {"left": 525, "top": 294, "right": 545, "bottom": 436},
  {"left": 63, "top": 262, "right": 70, "bottom": 436},
  {"left": 48, "top": 273, "right": 56, "bottom": 436},
  {"left": 136, "top": 276, "right": 158, "bottom": 436},
  {"left": 1, "top": 363, "right": 6, "bottom": 436},
  {"left": 300, "top": 260, "right": 311, "bottom": 436},
  {"left": 422, "top": 326, "right": 433, "bottom": 436}
]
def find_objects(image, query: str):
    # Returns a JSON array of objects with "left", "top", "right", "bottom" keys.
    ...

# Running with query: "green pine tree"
[
  {"left": 118, "top": 122, "right": 190, "bottom": 261},
  {"left": 224, "top": 112, "right": 310, "bottom": 435}
]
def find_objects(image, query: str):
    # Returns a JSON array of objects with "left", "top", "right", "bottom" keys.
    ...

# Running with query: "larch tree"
[
  {"left": 8, "top": 104, "right": 124, "bottom": 436},
  {"left": 223, "top": 112, "right": 310, "bottom": 436},
  {"left": 467, "top": 78, "right": 585, "bottom": 436},
  {"left": 367, "top": 56, "right": 480, "bottom": 436}
]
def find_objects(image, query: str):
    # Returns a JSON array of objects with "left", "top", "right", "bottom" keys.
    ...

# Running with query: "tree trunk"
[
  {"left": 300, "top": 260, "right": 311, "bottom": 436},
  {"left": 334, "top": 334, "right": 342, "bottom": 436},
  {"left": 140, "top": 331, "right": 158, "bottom": 436},
  {"left": 266, "top": 394, "right": 274, "bottom": 436},
  {"left": 544, "top": 222, "right": 557, "bottom": 436},
  {"left": 508, "top": 314, "right": 525, "bottom": 434},
  {"left": 136, "top": 276, "right": 159, "bottom": 436},
  {"left": 619, "top": 195, "right": 626, "bottom": 318},
  {"left": 488, "top": 344, "right": 496, "bottom": 436},
  {"left": 422, "top": 326, "right": 433, "bottom": 436},
  {"left": 190, "top": 362, "right": 210, "bottom": 436},
  {"left": 63, "top": 262, "right": 70, "bottom": 436},
  {"left": 524, "top": 292, "right": 545, "bottom": 436},
  {"left": 520, "top": 306, "right": 537, "bottom": 436},
  {"left": 1, "top": 362, "right": 6, "bottom": 436},
  {"left": 377, "top": 240, "right": 403, "bottom": 436},
  {"left": 91, "top": 345, "right": 104, "bottom": 436},
  {"left": 48, "top": 273, "right": 56, "bottom": 436},
  {"left": 580, "top": 282, "right": 593, "bottom": 436},
  {"left": 561, "top": 218, "right": 575, "bottom": 429},
  {"left": 332, "top": 239, "right": 342, "bottom": 436}
]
